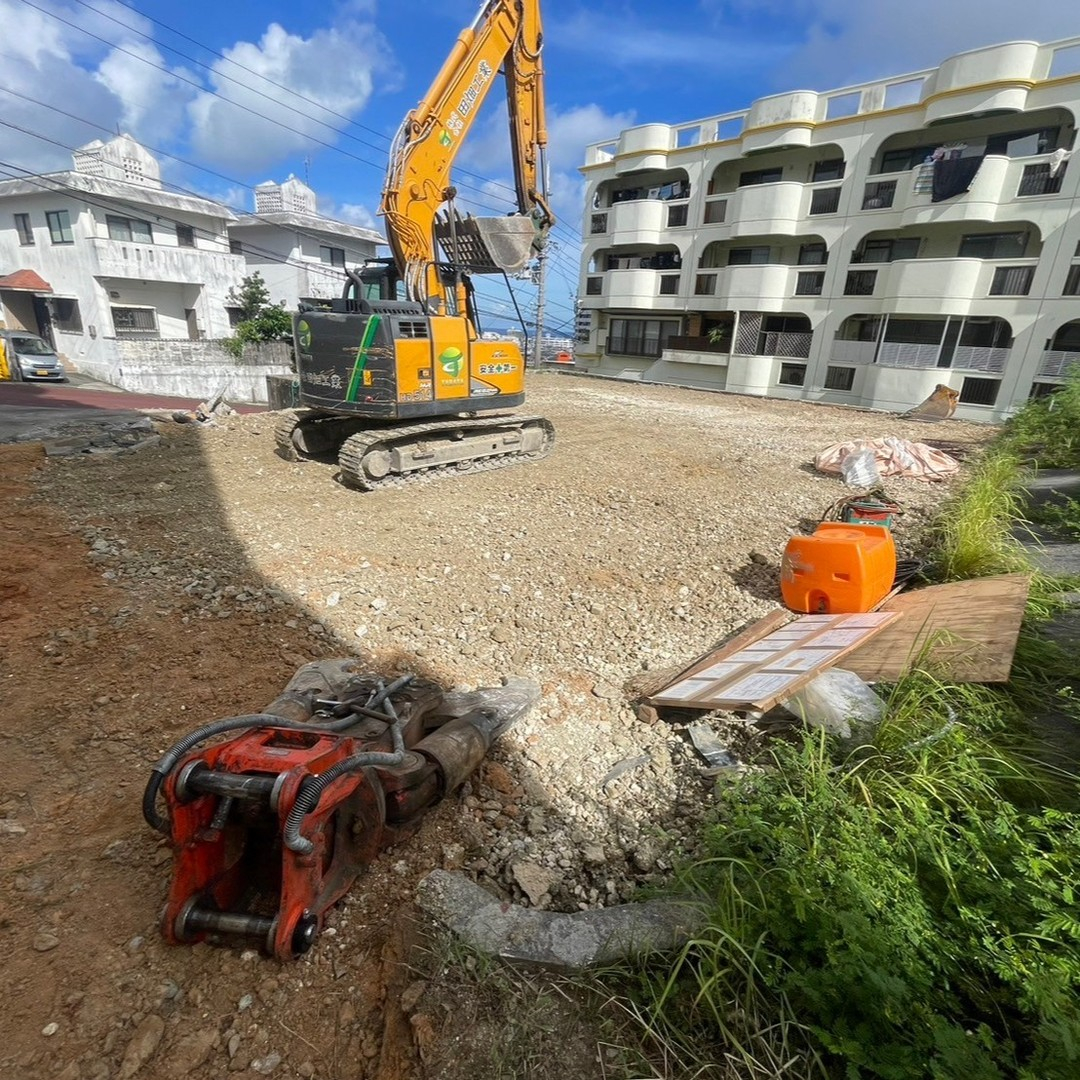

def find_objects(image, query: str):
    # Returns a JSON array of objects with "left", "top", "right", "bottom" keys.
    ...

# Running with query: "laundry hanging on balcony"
[
  {"left": 931, "top": 154, "right": 985, "bottom": 202},
  {"left": 912, "top": 158, "right": 935, "bottom": 194}
]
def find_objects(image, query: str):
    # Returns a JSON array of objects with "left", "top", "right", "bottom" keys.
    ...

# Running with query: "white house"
[
  {"left": 576, "top": 37, "right": 1080, "bottom": 422},
  {"left": 0, "top": 135, "right": 244, "bottom": 381},
  {"left": 227, "top": 177, "right": 383, "bottom": 311}
]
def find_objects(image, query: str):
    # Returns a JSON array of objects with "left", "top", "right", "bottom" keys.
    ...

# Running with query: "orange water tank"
[{"left": 781, "top": 523, "right": 896, "bottom": 614}]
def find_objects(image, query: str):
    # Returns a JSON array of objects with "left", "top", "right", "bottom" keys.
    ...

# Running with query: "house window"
[
  {"left": 176, "top": 224, "right": 196, "bottom": 248},
  {"left": 778, "top": 362, "right": 807, "bottom": 386},
  {"left": 607, "top": 318, "right": 679, "bottom": 358},
  {"left": 703, "top": 199, "right": 727, "bottom": 224},
  {"left": 226, "top": 306, "right": 244, "bottom": 327},
  {"left": 959, "top": 377, "right": 1000, "bottom": 406},
  {"left": 989, "top": 266, "right": 1034, "bottom": 296},
  {"left": 798, "top": 243, "right": 827, "bottom": 266},
  {"left": 585, "top": 277, "right": 602, "bottom": 296},
  {"left": 1064, "top": 265, "right": 1080, "bottom": 296},
  {"left": 812, "top": 159, "right": 845, "bottom": 182},
  {"left": 862, "top": 180, "right": 897, "bottom": 210},
  {"left": 824, "top": 365, "right": 855, "bottom": 391},
  {"left": 590, "top": 213, "right": 608, "bottom": 234},
  {"left": 320, "top": 246, "right": 346, "bottom": 267},
  {"left": 14, "top": 213, "right": 33, "bottom": 245},
  {"left": 795, "top": 271, "right": 825, "bottom": 296},
  {"left": 46, "top": 210, "right": 73, "bottom": 244},
  {"left": 50, "top": 298, "right": 82, "bottom": 333},
  {"left": 106, "top": 215, "right": 153, "bottom": 244},
  {"left": 738, "top": 166, "right": 783, "bottom": 187},
  {"left": 728, "top": 246, "right": 770, "bottom": 266},
  {"left": 229, "top": 239, "right": 243, "bottom": 255},
  {"left": 958, "top": 232, "right": 1027, "bottom": 259},
  {"left": 845, "top": 270, "right": 877, "bottom": 296},
  {"left": 111, "top": 305, "right": 158, "bottom": 337},
  {"left": 667, "top": 204, "right": 688, "bottom": 227},
  {"left": 809, "top": 187, "right": 841, "bottom": 215},
  {"left": 658, "top": 275, "right": 680, "bottom": 295},
  {"left": 694, "top": 273, "right": 717, "bottom": 295}
]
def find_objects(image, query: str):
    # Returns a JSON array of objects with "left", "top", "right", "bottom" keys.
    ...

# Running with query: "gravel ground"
[{"left": 0, "top": 373, "right": 993, "bottom": 1079}]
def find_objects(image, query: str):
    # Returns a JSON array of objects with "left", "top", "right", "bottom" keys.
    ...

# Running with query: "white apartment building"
[
  {"left": 576, "top": 38, "right": 1080, "bottom": 422},
  {"left": 0, "top": 135, "right": 243, "bottom": 379},
  {"left": 227, "top": 177, "right": 382, "bottom": 311}
]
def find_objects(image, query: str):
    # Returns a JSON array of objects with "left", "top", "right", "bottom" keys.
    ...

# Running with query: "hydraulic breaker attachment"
[{"left": 143, "top": 660, "right": 539, "bottom": 961}]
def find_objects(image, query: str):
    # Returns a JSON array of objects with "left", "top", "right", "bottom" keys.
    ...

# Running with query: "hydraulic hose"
[
  {"left": 142, "top": 675, "right": 413, "bottom": 834},
  {"left": 281, "top": 677, "right": 413, "bottom": 855}
]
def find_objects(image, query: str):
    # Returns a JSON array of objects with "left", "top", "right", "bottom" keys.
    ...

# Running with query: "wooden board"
[
  {"left": 648, "top": 610, "right": 901, "bottom": 712},
  {"left": 844, "top": 573, "right": 1030, "bottom": 683}
]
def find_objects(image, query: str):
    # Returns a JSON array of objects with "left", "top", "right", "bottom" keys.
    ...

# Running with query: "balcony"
[
  {"left": 721, "top": 264, "right": 799, "bottom": 304},
  {"left": 757, "top": 330, "right": 812, "bottom": 359},
  {"left": 661, "top": 336, "right": 731, "bottom": 367},
  {"left": 1038, "top": 350, "right": 1080, "bottom": 378},
  {"left": 602, "top": 268, "right": 684, "bottom": 309},
  {"left": 91, "top": 238, "right": 243, "bottom": 283},
  {"left": 723, "top": 182, "right": 805, "bottom": 236},
  {"left": 874, "top": 258, "right": 987, "bottom": 313},
  {"left": 950, "top": 345, "right": 1009, "bottom": 373},
  {"left": 877, "top": 342, "right": 942, "bottom": 369},
  {"left": 830, "top": 340, "right": 878, "bottom": 365}
]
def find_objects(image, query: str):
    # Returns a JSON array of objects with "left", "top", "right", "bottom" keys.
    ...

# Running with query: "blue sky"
[{"left": 2, "top": 0, "right": 1079, "bottom": 336}]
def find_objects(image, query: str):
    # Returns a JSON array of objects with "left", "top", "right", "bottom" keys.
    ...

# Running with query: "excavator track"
[
  {"left": 273, "top": 410, "right": 304, "bottom": 461},
  {"left": 337, "top": 414, "right": 555, "bottom": 491}
]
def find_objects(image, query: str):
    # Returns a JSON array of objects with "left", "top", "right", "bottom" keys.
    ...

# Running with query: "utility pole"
[{"left": 530, "top": 246, "right": 547, "bottom": 369}]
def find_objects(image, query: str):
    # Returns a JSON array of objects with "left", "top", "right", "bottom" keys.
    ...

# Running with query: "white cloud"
[
  {"left": 328, "top": 201, "right": 380, "bottom": 231},
  {"left": 95, "top": 48, "right": 198, "bottom": 147},
  {"left": 188, "top": 19, "right": 397, "bottom": 172}
]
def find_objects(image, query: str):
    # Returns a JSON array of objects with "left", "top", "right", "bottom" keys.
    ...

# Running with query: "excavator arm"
[{"left": 380, "top": 0, "right": 554, "bottom": 312}]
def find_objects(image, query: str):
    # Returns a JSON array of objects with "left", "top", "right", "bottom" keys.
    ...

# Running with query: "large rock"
[{"left": 417, "top": 869, "right": 704, "bottom": 970}]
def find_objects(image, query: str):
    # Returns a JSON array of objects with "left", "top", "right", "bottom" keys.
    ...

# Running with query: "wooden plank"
[
  {"left": 844, "top": 573, "right": 1030, "bottom": 683},
  {"left": 649, "top": 611, "right": 901, "bottom": 712}
]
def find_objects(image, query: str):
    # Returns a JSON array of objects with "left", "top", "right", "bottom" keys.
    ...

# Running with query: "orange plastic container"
[{"left": 781, "top": 523, "right": 896, "bottom": 614}]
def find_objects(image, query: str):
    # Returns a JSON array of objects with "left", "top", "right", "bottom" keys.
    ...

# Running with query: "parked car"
[{"left": 0, "top": 331, "right": 67, "bottom": 382}]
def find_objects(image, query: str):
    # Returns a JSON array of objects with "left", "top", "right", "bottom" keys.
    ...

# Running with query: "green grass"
[
  {"left": 1029, "top": 494, "right": 1080, "bottom": 542},
  {"left": 1001, "top": 368, "right": 1080, "bottom": 470}
]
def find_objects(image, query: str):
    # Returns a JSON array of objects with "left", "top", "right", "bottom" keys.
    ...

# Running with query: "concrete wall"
[{"left": 113, "top": 340, "right": 293, "bottom": 403}]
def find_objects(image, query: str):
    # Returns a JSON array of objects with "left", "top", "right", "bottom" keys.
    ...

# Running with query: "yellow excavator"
[{"left": 275, "top": 0, "right": 556, "bottom": 490}]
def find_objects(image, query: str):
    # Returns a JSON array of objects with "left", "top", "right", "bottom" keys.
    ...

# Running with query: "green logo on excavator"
[
  {"left": 297, "top": 320, "right": 312, "bottom": 349},
  {"left": 439, "top": 347, "right": 464, "bottom": 377}
]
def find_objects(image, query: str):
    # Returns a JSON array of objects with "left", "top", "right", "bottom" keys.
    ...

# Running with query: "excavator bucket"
[
  {"left": 435, "top": 213, "right": 537, "bottom": 275},
  {"left": 903, "top": 383, "right": 960, "bottom": 423}
]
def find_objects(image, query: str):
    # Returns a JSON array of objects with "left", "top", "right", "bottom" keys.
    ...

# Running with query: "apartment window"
[
  {"left": 738, "top": 167, "right": 782, "bottom": 187},
  {"left": 703, "top": 199, "right": 727, "bottom": 224},
  {"left": 824, "top": 365, "right": 856, "bottom": 391},
  {"left": 607, "top": 318, "right": 679, "bottom": 358},
  {"left": 229, "top": 239, "right": 243, "bottom": 255},
  {"left": 50, "top": 297, "right": 82, "bottom": 333},
  {"left": 320, "top": 246, "right": 346, "bottom": 267},
  {"left": 845, "top": 270, "right": 877, "bottom": 296},
  {"left": 862, "top": 180, "right": 897, "bottom": 210},
  {"left": 812, "top": 159, "right": 845, "bottom": 182},
  {"left": 106, "top": 215, "right": 153, "bottom": 244},
  {"left": 989, "top": 266, "right": 1035, "bottom": 296},
  {"left": 879, "top": 145, "right": 936, "bottom": 173},
  {"left": 14, "top": 213, "right": 33, "bottom": 245},
  {"left": 958, "top": 232, "right": 1027, "bottom": 259},
  {"left": 1017, "top": 162, "right": 1066, "bottom": 197},
  {"left": 658, "top": 275, "right": 680, "bottom": 295},
  {"left": 798, "top": 243, "right": 827, "bottom": 266},
  {"left": 46, "top": 210, "right": 73, "bottom": 244},
  {"left": 176, "top": 224, "right": 196, "bottom": 248},
  {"left": 856, "top": 237, "right": 920, "bottom": 263},
  {"left": 809, "top": 187, "right": 841, "bottom": 215},
  {"left": 694, "top": 273, "right": 717, "bottom": 295},
  {"left": 1030, "top": 381, "right": 1065, "bottom": 399},
  {"left": 111, "top": 306, "right": 158, "bottom": 336},
  {"left": 590, "top": 213, "right": 608, "bottom": 235},
  {"left": 959, "top": 377, "right": 1000, "bottom": 406},
  {"left": 1064, "top": 265, "right": 1080, "bottom": 296},
  {"left": 778, "top": 362, "right": 806, "bottom": 386},
  {"left": 585, "top": 277, "right": 602, "bottom": 296},
  {"left": 795, "top": 271, "right": 825, "bottom": 296},
  {"left": 667, "top": 204, "right": 688, "bottom": 227},
  {"left": 728, "top": 246, "right": 770, "bottom": 266}
]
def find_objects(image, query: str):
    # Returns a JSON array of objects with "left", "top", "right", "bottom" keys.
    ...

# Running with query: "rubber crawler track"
[{"left": 337, "top": 414, "right": 555, "bottom": 492}]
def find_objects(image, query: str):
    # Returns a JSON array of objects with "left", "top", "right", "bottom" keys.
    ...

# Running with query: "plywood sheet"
[
  {"left": 844, "top": 573, "right": 1030, "bottom": 683},
  {"left": 649, "top": 610, "right": 901, "bottom": 712}
]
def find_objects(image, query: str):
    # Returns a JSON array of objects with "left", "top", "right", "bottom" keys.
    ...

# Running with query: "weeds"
[
  {"left": 1001, "top": 367, "right": 1080, "bottom": 470},
  {"left": 1029, "top": 494, "right": 1080, "bottom": 542}
]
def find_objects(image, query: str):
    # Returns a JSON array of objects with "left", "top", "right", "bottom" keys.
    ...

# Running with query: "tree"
[{"left": 223, "top": 273, "right": 293, "bottom": 359}]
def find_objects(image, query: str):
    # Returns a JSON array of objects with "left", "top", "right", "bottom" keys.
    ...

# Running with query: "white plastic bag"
[
  {"left": 840, "top": 447, "right": 881, "bottom": 488},
  {"left": 780, "top": 668, "right": 884, "bottom": 739}
]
